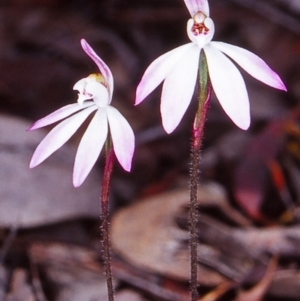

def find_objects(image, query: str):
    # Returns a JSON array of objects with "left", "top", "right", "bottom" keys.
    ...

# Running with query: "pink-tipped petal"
[
  {"left": 135, "top": 43, "right": 193, "bottom": 105},
  {"left": 161, "top": 44, "right": 200, "bottom": 133},
  {"left": 29, "top": 103, "right": 93, "bottom": 131},
  {"left": 30, "top": 105, "right": 98, "bottom": 168},
  {"left": 73, "top": 109, "right": 108, "bottom": 187},
  {"left": 212, "top": 42, "right": 287, "bottom": 91},
  {"left": 183, "top": 0, "right": 210, "bottom": 17},
  {"left": 204, "top": 44, "right": 250, "bottom": 130},
  {"left": 80, "top": 39, "right": 114, "bottom": 102},
  {"left": 106, "top": 106, "right": 135, "bottom": 172}
]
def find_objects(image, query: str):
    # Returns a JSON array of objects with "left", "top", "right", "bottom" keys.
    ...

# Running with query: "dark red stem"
[{"left": 100, "top": 148, "right": 115, "bottom": 301}]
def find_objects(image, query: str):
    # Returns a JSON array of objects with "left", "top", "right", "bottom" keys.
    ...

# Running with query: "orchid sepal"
[{"left": 183, "top": 0, "right": 210, "bottom": 18}]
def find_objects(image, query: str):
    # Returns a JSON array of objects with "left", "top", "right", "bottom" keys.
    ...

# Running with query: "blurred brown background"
[{"left": 0, "top": 1, "right": 300, "bottom": 300}]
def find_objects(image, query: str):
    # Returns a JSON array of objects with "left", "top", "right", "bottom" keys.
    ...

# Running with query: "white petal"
[
  {"left": 204, "top": 44, "right": 250, "bottom": 130},
  {"left": 211, "top": 42, "right": 287, "bottom": 91},
  {"left": 29, "top": 103, "right": 94, "bottom": 130},
  {"left": 30, "top": 105, "right": 98, "bottom": 168},
  {"left": 183, "top": 0, "right": 210, "bottom": 17},
  {"left": 80, "top": 39, "right": 114, "bottom": 102},
  {"left": 135, "top": 43, "right": 194, "bottom": 105},
  {"left": 73, "top": 109, "right": 108, "bottom": 187},
  {"left": 161, "top": 44, "right": 200, "bottom": 133},
  {"left": 106, "top": 106, "right": 135, "bottom": 172}
]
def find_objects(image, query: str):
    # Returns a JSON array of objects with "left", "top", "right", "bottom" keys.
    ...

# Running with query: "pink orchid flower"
[
  {"left": 29, "top": 39, "right": 135, "bottom": 187},
  {"left": 136, "top": 0, "right": 286, "bottom": 133}
]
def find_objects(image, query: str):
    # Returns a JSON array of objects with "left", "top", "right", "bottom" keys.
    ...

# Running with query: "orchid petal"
[
  {"left": 73, "top": 109, "right": 108, "bottom": 187},
  {"left": 204, "top": 44, "right": 250, "bottom": 130},
  {"left": 30, "top": 105, "right": 98, "bottom": 168},
  {"left": 212, "top": 42, "right": 287, "bottom": 91},
  {"left": 136, "top": 43, "right": 193, "bottom": 105},
  {"left": 183, "top": 0, "right": 209, "bottom": 17},
  {"left": 29, "top": 103, "right": 94, "bottom": 130},
  {"left": 80, "top": 39, "right": 114, "bottom": 102},
  {"left": 107, "top": 106, "right": 135, "bottom": 172},
  {"left": 161, "top": 44, "right": 200, "bottom": 133}
]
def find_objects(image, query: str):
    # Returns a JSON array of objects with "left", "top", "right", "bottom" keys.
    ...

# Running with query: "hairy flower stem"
[
  {"left": 101, "top": 138, "right": 115, "bottom": 301},
  {"left": 190, "top": 50, "right": 211, "bottom": 301}
]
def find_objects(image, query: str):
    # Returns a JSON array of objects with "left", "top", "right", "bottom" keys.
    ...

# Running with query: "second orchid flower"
[{"left": 135, "top": 0, "right": 286, "bottom": 133}]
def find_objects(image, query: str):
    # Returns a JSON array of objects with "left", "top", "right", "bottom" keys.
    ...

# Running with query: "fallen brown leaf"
[
  {"left": 111, "top": 183, "right": 253, "bottom": 286},
  {"left": 0, "top": 114, "right": 101, "bottom": 228}
]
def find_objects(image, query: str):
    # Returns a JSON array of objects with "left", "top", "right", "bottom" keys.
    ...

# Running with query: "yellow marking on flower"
[{"left": 87, "top": 73, "right": 107, "bottom": 87}]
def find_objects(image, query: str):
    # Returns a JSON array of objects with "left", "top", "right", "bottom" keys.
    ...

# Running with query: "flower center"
[
  {"left": 81, "top": 73, "right": 107, "bottom": 97},
  {"left": 186, "top": 11, "right": 214, "bottom": 47},
  {"left": 191, "top": 12, "right": 209, "bottom": 36},
  {"left": 73, "top": 73, "right": 110, "bottom": 106}
]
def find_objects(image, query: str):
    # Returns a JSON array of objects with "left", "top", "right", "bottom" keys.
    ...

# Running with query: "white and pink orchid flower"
[
  {"left": 136, "top": 0, "right": 286, "bottom": 133},
  {"left": 29, "top": 39, "right": 135, "bottom": 187}
]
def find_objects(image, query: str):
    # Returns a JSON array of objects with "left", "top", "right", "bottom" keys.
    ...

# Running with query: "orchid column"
[
  {"left": 29, "top": 39, "right": 135, "bottom": 301},
  {"left": 135, "top": 0, "right": 286, "bottom": 299}
]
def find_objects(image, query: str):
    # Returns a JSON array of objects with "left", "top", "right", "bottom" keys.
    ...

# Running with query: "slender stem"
[
  {"left": 190, "top": 137, "right": 201, "bottom": 301},
  {"left": 190, "top": 50, "right": 211, "bottom": 301},
  {"left": 101, "top": 138, "right": 115, "bottom": 301}
]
